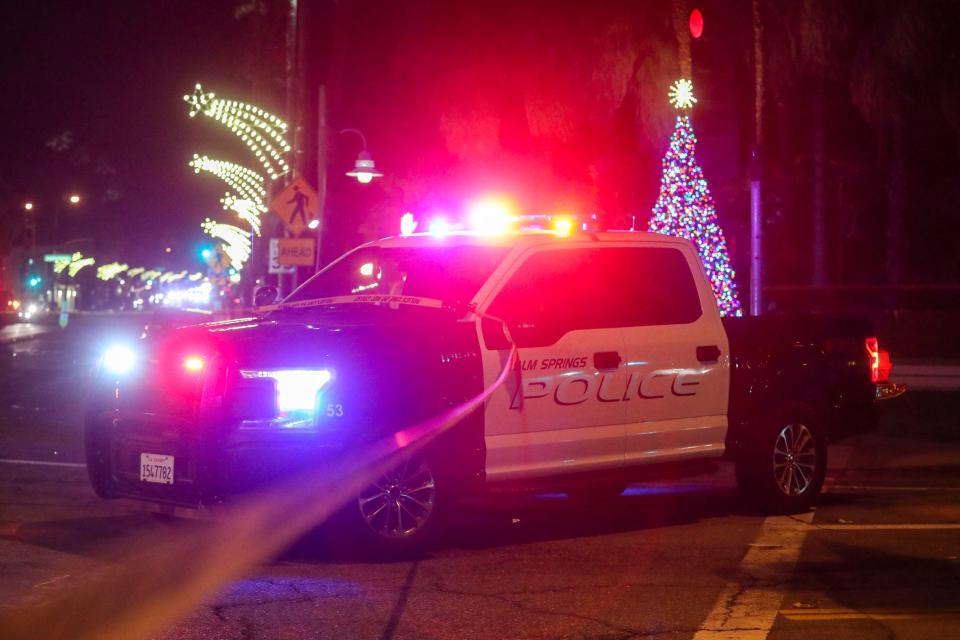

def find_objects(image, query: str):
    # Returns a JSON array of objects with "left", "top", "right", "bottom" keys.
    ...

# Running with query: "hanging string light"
[
  {"left": 189, "top": 155, "right": 267, "bottom": 236},
  {"left": 97, "top": 263, "right": 129, "bottom": 281},
  {"left": 201, "top": 218, "right": 251, "bottom": 269},
  {"left": 68, "top": 257, "right": 96, "bottom": 278},
  {"left": 184, "top": 84, "right": 291, "bottom": 179},
  {"left": 221, "top": 194, "right": 263, "bottom": 236}
]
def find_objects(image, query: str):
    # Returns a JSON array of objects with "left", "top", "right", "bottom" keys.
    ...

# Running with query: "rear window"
[{"left": 489, "top": 246, "right": 701, "bottom": 338}]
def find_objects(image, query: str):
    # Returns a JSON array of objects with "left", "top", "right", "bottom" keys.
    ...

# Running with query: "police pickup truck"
[{"left": 85, "top": 228, "right": 902, "bottom": 553}]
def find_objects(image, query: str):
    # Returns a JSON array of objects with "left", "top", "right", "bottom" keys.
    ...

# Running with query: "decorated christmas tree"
[{"left": 648, "top": 79, "right": 742, "bottom": 317}]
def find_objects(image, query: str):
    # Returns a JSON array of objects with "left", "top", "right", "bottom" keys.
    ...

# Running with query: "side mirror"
[{"left": 253, "top": 285, "right": 279, "bottom": 308}]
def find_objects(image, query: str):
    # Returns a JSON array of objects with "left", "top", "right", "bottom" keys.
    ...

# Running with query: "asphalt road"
[{"left": 1, "top": 313, "right": 958, "bottom": 640}]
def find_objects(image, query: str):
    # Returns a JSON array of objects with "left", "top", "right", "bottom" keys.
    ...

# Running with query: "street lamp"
[
  {"left": 68, "top": 194, "right": 81, "bottom": 205},
  {"left": 24, "top": 202, "right": 34, "bottom": 211},
  {"left": 341, "top": 128, "right": 383, "bottom": 184}
]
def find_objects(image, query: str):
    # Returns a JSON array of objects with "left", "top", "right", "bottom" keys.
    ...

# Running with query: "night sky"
[
  {"left": 0, "top": 1, "right": 258, "bottom": 269},
  {"left": 2, "top": 1, "right": 959, "bottom": 289}
]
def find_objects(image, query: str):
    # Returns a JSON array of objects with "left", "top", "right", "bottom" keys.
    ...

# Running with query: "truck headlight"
[
  {"left": 103, "top": 344, "right": 136, "bottom": 375},
  {"left": 240, "top": 369, "right": 332, "bottom": 413}
]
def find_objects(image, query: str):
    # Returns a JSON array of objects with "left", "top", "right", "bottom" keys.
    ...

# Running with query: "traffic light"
[
  {"left": 200, "top": 246, "right": 213, "bottom": 260},
  {"left": 27, "top": 275, "right": 41, "bottom": 289}
]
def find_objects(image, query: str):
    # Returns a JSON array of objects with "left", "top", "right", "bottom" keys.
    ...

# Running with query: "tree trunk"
[
  {"left": 886, "top": 122, "right": 906, "bottom": 284},
  {"left": 812, "top": 77, "right": 826, "bottom": 285}
]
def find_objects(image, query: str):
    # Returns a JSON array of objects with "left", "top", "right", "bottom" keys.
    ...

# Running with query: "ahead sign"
[
  {"left": 276, "top": 238, "right": 315, "bottom": 267},
  {"left": 270, "top": 177, "right": 319, "bottom": 236}
]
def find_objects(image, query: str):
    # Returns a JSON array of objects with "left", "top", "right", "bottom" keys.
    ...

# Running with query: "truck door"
[
  {"left": 618, "top": 243, "right": 730, "bottom": 464},
  {"left": 477, "top": 245, "right": 631, "bottom": 481}
]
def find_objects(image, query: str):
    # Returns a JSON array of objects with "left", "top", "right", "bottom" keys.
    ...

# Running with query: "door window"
[{"left": 485, "top": 246, "right": 701, "bottom": 348}]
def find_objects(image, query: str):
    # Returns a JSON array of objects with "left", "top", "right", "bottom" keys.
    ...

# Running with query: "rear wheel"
[{"left": 736, "top": 404, "right": 827, "bottom": 513}]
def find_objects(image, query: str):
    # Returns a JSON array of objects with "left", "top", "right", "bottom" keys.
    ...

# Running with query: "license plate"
[{"left": 140, "top": 453, "right": 174, "bottom": 485}]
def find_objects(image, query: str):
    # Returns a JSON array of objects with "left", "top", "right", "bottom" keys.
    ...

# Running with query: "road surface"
[{"left": 0, "top": 313, "right": 958, "bottom": 639}]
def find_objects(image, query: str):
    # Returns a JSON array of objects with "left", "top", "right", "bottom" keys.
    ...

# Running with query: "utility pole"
[
  {"left": 283, "top": 0, "right": 302, "bottom": 294},
  {"left": 750, "top": 0, "right": 764, "bottom": 316},
  {"left": 314, "top": 85, "right": 327, "bottom": 274}
]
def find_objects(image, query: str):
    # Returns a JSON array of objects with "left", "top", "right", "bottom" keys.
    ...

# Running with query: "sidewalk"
[{"left": 891, "top": 362, "right": 960, "bottom": 391}]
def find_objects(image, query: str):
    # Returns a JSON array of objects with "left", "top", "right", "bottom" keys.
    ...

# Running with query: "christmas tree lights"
[
  {"left": 648, "top": 80, "right": 742, "bottom": 316},
  {"left": 202, "top": 218, "right": 251, "bottom": 269},
  {"left": 184, "top": 84, "right": 291, "bottom": 179}
]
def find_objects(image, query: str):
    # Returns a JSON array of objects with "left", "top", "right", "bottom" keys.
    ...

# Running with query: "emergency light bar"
[{"left": 418, "top": 211, "right": 600, "bottom": 237}]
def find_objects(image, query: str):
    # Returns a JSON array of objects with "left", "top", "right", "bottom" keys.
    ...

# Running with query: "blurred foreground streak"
[{"left": 0, "top": 347, "right": 516, "bottom": 640}]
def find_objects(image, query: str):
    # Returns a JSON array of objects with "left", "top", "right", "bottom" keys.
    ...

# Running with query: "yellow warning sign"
[{"left": 270, "top": 177, "right": 320, "bottom": 236}]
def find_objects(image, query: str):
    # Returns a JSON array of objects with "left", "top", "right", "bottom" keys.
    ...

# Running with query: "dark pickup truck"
[{"left": 85, "top": 230, "right": 903, "bottom": 553}]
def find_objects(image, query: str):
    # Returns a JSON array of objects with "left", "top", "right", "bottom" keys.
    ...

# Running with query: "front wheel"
[
  {"left": 736, "top": 405, "right": 827, "bottom": 513},
  {"left": 352, "top": 456, "right": 444, "bottom": 556}
]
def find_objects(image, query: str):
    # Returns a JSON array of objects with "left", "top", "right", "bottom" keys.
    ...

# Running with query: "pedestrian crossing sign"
[{"left": 270, "top": 177, "right": 320, "bottom": 237}]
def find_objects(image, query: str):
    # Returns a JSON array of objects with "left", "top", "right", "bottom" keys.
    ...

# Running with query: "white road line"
[
  {"left": 826, "top": 484, "right": 960, "bottom": 492},
  {"left": 809, "top": 523, "right": 960, "bottom": 531},
  {"left": 0, "top": 458, "right": 86, "bottom": 468},
  {"left": 693, "top": 511, "right": 814, "bottom": 639}
]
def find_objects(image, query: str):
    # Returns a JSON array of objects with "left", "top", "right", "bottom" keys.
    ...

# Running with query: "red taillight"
[{"left": 865, "top": 337, "right": 891, "bottom": 383}]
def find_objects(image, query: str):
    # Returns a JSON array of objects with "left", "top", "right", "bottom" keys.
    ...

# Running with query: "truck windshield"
[{"left": 284, "top": 244, "right": 509, "bottom": 306}]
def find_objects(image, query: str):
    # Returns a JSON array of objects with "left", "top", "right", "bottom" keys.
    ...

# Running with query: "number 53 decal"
[{"left": 325, "top": 403, "right": 344, "bottom": 417}]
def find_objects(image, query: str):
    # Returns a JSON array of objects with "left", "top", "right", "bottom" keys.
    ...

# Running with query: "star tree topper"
[{"left": 668, "top": 79, "right": 697, "bottom": 110}]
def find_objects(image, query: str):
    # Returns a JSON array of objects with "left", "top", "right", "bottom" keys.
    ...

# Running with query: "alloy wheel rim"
[
  {"left": 357, "top": 459, "right": 436, "bottom": 539},
  {"left": 773, "top": 423, "right": 817, "bottom": 496}
]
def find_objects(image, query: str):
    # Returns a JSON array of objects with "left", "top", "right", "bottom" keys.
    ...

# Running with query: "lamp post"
[
  {"left": 340, "top": 128, "right": 383, "bottom": 184},
  {"left": 21, "top": 193, "right": 83, "bottom": 250}
]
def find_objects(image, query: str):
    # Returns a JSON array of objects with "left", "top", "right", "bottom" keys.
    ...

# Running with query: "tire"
[
  {"left": 349, "top": 454, "right": 445, "bottom": 557},
  {"left": 735, "top": 403, "right": 827, "bottom": 513}
]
